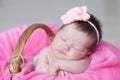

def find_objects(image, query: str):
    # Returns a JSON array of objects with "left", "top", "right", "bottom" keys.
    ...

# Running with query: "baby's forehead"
[
  {"left": 59, "top": 25, "right": 79, "bottom": 33},
  {"left": 59, "top": 29, "right": 94, "bottom": 47},
  {"left": 61, "top": 23, "right": 85, "bottom": 33}
]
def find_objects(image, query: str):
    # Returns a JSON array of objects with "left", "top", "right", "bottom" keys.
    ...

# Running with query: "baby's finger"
[
  {"left": 64, "top": 71, "right": 68, "bottom": 76},
  {"left": 61, "top": 71, "right": 65, "bottom": 76},
  {"left": 59, "top": 71, "right": 65, "bottom": 76}
]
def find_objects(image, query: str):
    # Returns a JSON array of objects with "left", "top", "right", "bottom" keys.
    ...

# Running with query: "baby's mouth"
[{"left": 57, "top": 49, "right": 66, "bottom": 54}]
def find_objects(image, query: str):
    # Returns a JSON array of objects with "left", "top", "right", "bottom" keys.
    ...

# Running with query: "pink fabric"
[
  {"left": 0, "top": 23, "right": 58, "bottom": 80},
  {"left": 0, "top": 23, "right": 120, "bottom": 80}
]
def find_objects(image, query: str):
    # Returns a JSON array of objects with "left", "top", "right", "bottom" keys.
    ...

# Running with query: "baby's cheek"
[
  {"left": 73, "top": 52, "right": 85, "bottom": 59},
  {"left": 68, "top": 52, "right": 79, "bottom": 59}
]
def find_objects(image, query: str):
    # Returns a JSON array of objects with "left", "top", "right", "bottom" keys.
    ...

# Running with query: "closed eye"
[{"left": 73, "top": 46, "right": 84, "bottom": 52}]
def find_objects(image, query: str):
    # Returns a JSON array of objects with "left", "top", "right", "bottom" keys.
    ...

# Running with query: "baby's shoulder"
[{"left": 40, "top": 46, "right": 51, "bottom": 55}]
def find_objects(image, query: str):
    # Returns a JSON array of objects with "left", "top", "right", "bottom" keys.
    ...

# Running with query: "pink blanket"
[{"left": 0, "top": 23, "right": 120, "bottom": 80}]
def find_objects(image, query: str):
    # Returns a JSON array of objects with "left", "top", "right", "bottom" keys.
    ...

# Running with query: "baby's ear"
[
  {"left": 87, "top": 52, "right": 91, "bottom": 56},
  {"left": 50, "top": 35, "right": 55, "bottom": 41}
]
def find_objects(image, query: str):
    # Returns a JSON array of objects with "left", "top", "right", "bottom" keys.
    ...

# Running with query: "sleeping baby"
[{"left": 35, "top": 6, "right": 102, "bottom": 76}]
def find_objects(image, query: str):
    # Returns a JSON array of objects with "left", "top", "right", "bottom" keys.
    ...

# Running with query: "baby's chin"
[
  {"left": 53, "top": 51, "right": 66, "bottom": 59},
  {"left": 56, "top": 54, "right": 83, "bottom": 60},
  {"left": 53, "top": 52, "right": 73, "bottom": 60}
]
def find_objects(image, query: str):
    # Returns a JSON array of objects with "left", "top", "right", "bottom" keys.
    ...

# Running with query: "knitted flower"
[{"left": 61, "top": 6, "right": 90, "bottom": 24}]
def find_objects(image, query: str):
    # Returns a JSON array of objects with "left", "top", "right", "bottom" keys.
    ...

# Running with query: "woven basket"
[{"left": 9, "top": 24, "right": 55, "bottom": 77}]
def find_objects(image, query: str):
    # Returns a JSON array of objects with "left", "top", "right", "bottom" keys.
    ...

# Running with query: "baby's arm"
[
  {"left": 47, "top": 57, "right": 89, "bottom": 75},
  {"left": 35, "top": 48, "right": 49, "bottom": 72},
  {"left": 57, "top": 57, "right": 89, "bottom": 74}
]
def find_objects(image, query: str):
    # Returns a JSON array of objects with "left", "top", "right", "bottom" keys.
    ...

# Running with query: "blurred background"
[{"left": 0, "top": 0, "right": 120, "bottom": 48}]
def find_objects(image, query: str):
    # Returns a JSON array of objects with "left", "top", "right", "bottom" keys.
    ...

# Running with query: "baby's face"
[{"left": 51, "top": 23, "right": 94, "bottom": 60}]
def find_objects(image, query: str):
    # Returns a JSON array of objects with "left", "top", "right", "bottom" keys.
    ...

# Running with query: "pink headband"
[{"left": 61, "top": 6, "right": 99, "bottom": 44}]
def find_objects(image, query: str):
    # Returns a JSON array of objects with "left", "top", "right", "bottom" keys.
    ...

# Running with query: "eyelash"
[{"left": 73, "top": 46, "right": 84, "bottom": 52}]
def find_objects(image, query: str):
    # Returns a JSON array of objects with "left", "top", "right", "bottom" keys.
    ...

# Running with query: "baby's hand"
[
  {"left": 47, "top": 61, "right": 60, "bottom": 75},
  {"left": 58, "top": 70, "right": 68, "bottom": 76}
]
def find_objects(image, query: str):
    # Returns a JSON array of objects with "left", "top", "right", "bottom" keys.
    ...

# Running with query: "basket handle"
[{"left": 9, "top": 23, "right": 55, "bottom": 76}]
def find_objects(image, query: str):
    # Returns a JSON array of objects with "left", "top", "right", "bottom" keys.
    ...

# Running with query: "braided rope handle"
[{"left": 9, "top": 24, "right": 55, "bottom": 76}]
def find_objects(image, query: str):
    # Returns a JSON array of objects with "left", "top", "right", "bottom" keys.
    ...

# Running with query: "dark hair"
[{"left": 60, "top": 13, "right": 102, "bottom": 51}]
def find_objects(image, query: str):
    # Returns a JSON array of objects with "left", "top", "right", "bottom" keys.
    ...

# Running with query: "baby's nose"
[
  {"left": 62, "top": 45, "right": 70, "bottom": 52},
  {"left": 63, "top": 45, "right": 68, "bottom": 49}
]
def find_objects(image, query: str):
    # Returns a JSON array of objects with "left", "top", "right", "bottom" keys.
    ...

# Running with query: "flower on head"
[{"left": 61, "top": 6, "right": 90, "bottom": 24}]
